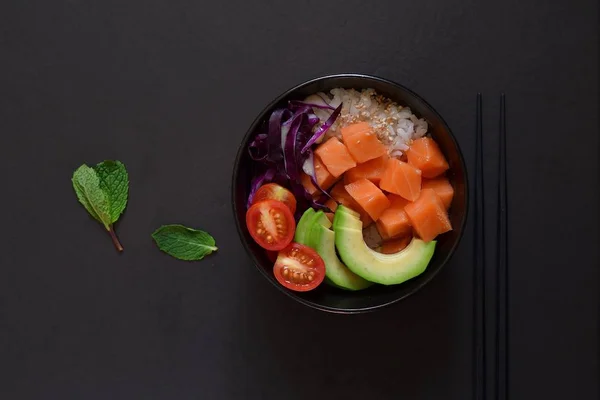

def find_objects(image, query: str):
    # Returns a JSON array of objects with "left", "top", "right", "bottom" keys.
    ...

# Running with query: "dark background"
[{"left": 0, "top": 1, "right": 597, "bottom": 399}]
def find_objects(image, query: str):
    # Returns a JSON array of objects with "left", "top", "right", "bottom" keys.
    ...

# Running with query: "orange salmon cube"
[
  {"left": 314, "top": 137, "right": 356, "bottom": 178},
  {"left": 344, "top": 178, "right": 391, "bottom": 221},
  {"left": 375, "top": 194, "right": 412, "bottom": 240},
  {"left": 344, "top": 155, "right": 389, "bottom": 186},
  {"left": 379, "top": 158, "right": 422, "bottom": 201},
  {"left": 330, "top": 181, "right": 373, "bottom": 227},
  {"left": 379, "top": 235, "right": 412, "bottom": 254},
  {"left": 406, "top": 137, "right": 449, "bottom": 178},
  {"left": 422, "top": 176, "right": 454, "bottom": 210},
  {"left": 341, "top": 123, "right": 387, "bottom": 163},
  {"left": 404, "top": 188, "right": 452, "bottom": 242}
]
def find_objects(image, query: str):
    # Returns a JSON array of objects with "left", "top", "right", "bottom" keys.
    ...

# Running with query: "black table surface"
[{"left": 1, "top": 1, "right": 598, "bottom": 399}]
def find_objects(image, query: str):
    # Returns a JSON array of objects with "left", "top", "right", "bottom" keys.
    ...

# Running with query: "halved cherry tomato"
[
  {"left": 252, "top": 183, "right": 297, "bottom": 214},
  {"left": 246, "top": 200, "right": 295, "bottom": 251},
  {"left": 273, "top": 242, "right": 325, "bottom": 292}
]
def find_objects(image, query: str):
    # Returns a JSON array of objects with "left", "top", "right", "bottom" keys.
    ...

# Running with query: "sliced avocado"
[
  {"left": 334, "top": 205, "right": 436, "bottom": 285},
  {"left": 308, "top": 212, "right": 373, "bottom": 291},
  {"left": 294, "top": 208, "right": 316, "bottom": 245},
  {"left": 333, "top": 205, "right": 363, "bottom": 231}
]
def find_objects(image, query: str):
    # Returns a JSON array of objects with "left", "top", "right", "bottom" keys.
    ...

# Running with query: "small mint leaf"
[
  {"left": 72, "top": 164, "right": 111, "bottom": 230},
  {"left": 94, "top": 160, "right": 129, "bottom": 223},
  {"left": 152, "top": 224, "right": 218, "bottom": 261}
]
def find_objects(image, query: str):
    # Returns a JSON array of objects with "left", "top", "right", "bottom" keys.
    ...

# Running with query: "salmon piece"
[
  {"left": 341, "top": 123, "right": 387, "bottom": 163},
  {"left": 330, "top": 181, "right": 373, "bottom": 227},
  {"left": 299, "top": 155, "right": 338, "bottom": 196},
  {"left": 404, "top": 188, "right": 452, "bottom": 242},
  {"left": 379, "top": 235, "right": 412, "bottom": 254},
  {"left": 375, "top": 194, "right": 412, "bottom": 240},
  {"left": 340, "top": 121, "right": 372, "bottom": 139},
  {"left": 324, "top": 199, "right": 338, "bottom": 222},
  {"left": 314, "top": 137, "right": 356, "bottom": 178},
  {"left": 379, "top": 158, "right": 422, "bottom": 201},
  {"left": 344, "top": 155, "right": 389, "bottom": 186},
  {"left": 405, "top": 137, "right": 449, "bottom": 178},
  {"left": 344, "top": 178, "right": 391, "bottom": 221},
  {"left": 422, "top": 176, "right": 454, "bottom": 210}
]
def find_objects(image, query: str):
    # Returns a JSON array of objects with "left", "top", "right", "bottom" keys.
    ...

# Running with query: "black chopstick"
[
  {"left": 496, "top": 93, "right": 509, "bottom": 400},
  {"left": 473, "top": 93, "right": 486, "bottom": 400}
]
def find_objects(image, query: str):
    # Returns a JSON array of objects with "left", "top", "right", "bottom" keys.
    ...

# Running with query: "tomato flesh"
[
  {"left": 252, "top": 183, "right": 297, "bottom": 214},
  {"left": 274, "top": 242, "right": 325, "bottom": 292},
  {"left": 246, "top": 200, "right": 295, "bottom": 251}
]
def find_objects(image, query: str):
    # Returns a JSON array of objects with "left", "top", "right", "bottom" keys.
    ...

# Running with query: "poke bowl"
[{"left": 232, "top": 74, "right": 468, "bottom": 313}]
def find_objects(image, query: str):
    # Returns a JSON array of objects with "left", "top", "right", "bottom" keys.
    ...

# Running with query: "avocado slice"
[
  {"left": 294, "top": 208, "right": 316, "bottom": 245},
  {"left": 307, "top": 211, "right": 373, "bottom": 291},
  {"left": 333, "top": 205, "right": 436, "bottom": 285}
]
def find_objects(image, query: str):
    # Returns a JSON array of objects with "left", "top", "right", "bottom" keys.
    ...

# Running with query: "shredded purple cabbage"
[
  {"left": 301, "top": 103, "right": 342, "bottom": 154},
  {"left": 247, "top": 98, "right": 341, "bottom": 211},
  {"left": 248, "top": 133, "right": 268, "bottom": 161},
  {"left": 247, "top": 168, "right": 276, "bottom": 208}
]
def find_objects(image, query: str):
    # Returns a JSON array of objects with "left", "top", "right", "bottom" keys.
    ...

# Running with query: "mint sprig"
[{"left": 72, "top": 160, "right": 129, "bottom": 252}]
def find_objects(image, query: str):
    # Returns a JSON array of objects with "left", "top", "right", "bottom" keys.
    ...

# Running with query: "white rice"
[{"left": 305, "top": 88, "right": 428, "bottom": 158}]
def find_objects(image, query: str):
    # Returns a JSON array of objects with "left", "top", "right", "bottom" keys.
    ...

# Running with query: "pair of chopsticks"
[{"left": 474, "top": 94, "right": 508, "bottom": 400}]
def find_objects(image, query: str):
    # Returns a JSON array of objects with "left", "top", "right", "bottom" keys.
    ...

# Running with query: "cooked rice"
[{"left": 305, "top": 88, "right": 428, "bottom": 158}]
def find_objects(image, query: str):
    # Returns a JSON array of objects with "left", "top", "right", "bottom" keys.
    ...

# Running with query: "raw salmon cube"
[
  {"left": 379, "top": 158, "right": 422, "bottom": 201},
  {"left": 341, "top": 123, "right": 387, "bottom": 163},
  {"left": 404, "top": 188, "right": 452, "bottom": 242},
  {"left": 379, "top": 235, "right": 412, "bottom": 254},
  {"left": 344, "top": 178, "right": 391, "bottom": 221},
  {"left": 330, "top": 181, "right": 373, "bottom": 227},
  {"left": 406, "top": 137, "right": 449, "bottom": 178},
  {"left": 422, "top": 177, "right": 454, "bottom": 210},
  {"left": 344, "top": 155, "right": 389, "bottom": 186},
  {"left": 375, "top": 194, "right": 412, "bottom": 240},
  {"left": 315, "top": 137, "right": 357, "bottom": 178}
]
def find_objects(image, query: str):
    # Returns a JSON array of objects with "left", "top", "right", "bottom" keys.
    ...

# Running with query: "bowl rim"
[{"left": 231, "top": 73, "right": 469, "bottom": 314}]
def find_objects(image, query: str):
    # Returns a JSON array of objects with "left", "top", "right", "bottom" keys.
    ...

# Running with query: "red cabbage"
[
  {"left": 301, "top": 103, "right": 342, "bottom": 154},
  {"left": 283, "top": 113, "right": 304, "bottom": 181},
  {"left": 248, "top": 133, "right": 268, "bottom": 161},
  {"left": 247, "top": 98, "right": 342, "bottom": 212},
  {"left": 247, "top": 168, "right": 276, "bottom": 208},
  {"left": 267, "top": 109, "right": 291, "bottom": 164}
]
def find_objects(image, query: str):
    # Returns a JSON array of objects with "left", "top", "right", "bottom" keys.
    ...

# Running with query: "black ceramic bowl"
[{"left": 232, "top": 74, "right": 468, "bottom": 313}]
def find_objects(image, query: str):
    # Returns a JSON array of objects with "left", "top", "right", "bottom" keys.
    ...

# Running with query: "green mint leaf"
[
  {"left": 72, "top": 164, "right": 112, "bottom": 230},
  {"left": 94, "top": 160, "right": 129, "bottom": 223},
  {"left": 152, "top": 224, "right": 218, "bottom": 261}
]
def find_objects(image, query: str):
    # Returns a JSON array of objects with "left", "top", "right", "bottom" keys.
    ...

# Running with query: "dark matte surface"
[{"left": 0, "top": 1, "right": 597, "bottom": 399}]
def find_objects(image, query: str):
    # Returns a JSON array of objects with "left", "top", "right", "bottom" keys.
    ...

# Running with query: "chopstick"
[
  {"left": 496, "top": 93, "right": 509, "bottom": 400},
  {"left": 473, "top": 93, "right": 486, "bottom": 400}
]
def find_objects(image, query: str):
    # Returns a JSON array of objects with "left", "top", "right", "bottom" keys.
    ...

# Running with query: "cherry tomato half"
[
  {"left": 273, "top": 242, "right": 325, "bottom": 292},
  {"left": 246, "top": 200, "right": 295, "bottom": 251},
  {"left": 252, "top": 183, "right": 297, "bottom": 214}
]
